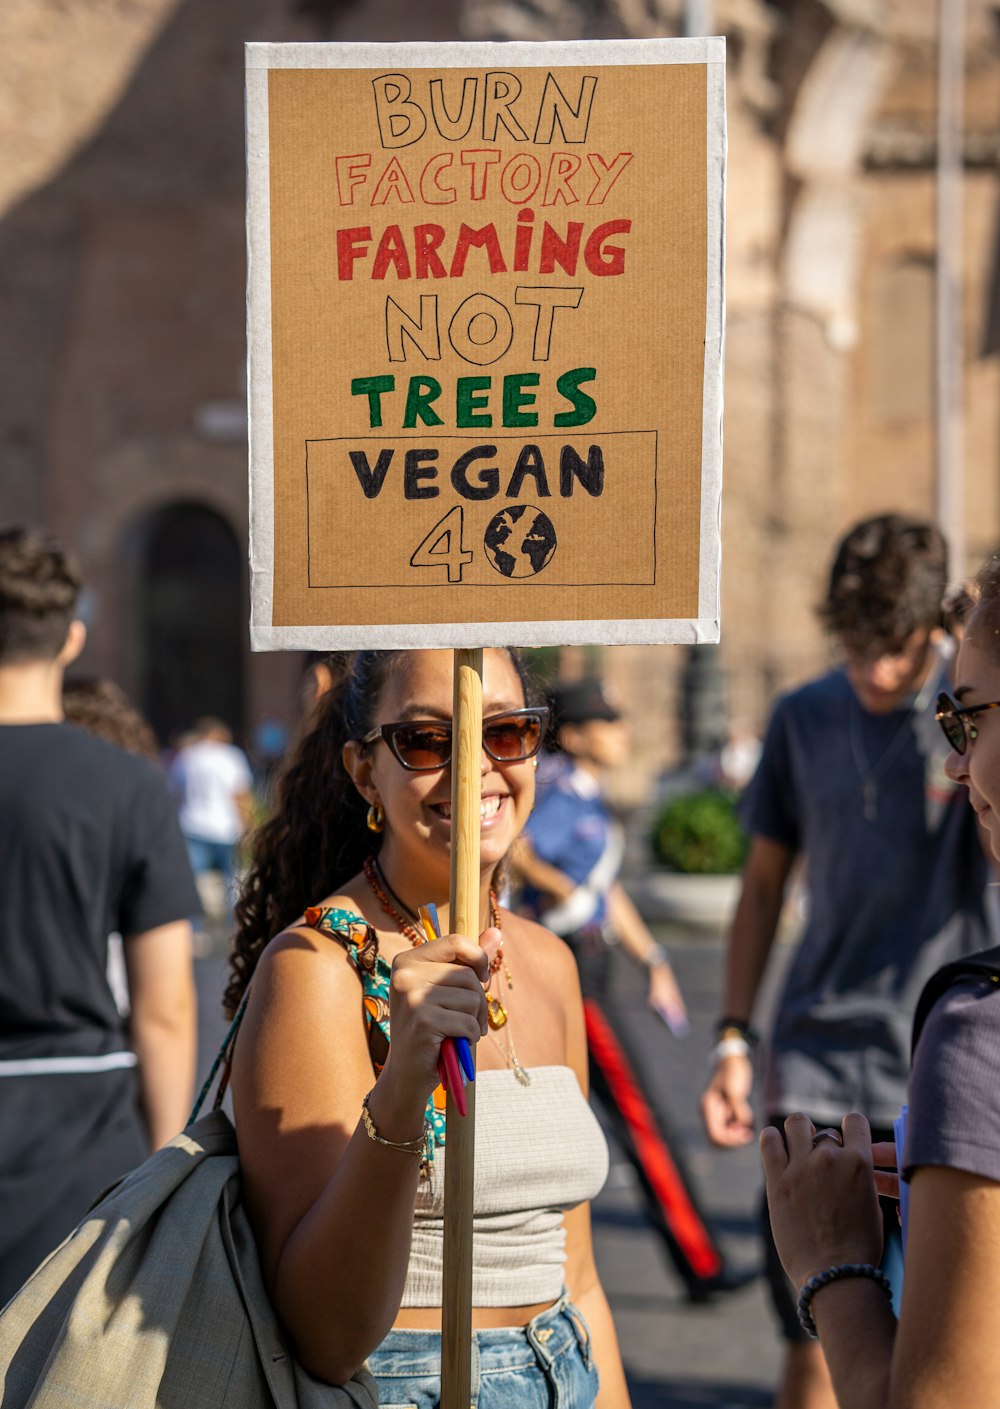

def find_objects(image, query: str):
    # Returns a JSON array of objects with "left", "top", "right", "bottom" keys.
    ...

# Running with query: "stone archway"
[{"left": 134, "top": 502, "right": 245, "bottom": 745}]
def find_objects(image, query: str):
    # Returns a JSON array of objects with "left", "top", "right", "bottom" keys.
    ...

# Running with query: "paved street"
[
  {"left": 194, "top": 927, "right": 788, "bottom": 1408},
  {"left": 585, "top": 933, "right": 784, "bottom": 1408}
]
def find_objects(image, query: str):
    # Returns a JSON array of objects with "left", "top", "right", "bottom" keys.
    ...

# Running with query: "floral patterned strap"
[
  {"left": 305, "top": 906, "right": 390, "bottom": 1072},
  {"left": 303, "top": 903, "right": 447, "bottom": 1164},
  {"left": 304, "top": 905, "right": 380, "bottom": 975}
]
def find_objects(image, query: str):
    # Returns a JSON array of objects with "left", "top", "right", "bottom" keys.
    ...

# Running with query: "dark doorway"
[{"left": 137, "top": 503, "right": 244, "bottom": 744}]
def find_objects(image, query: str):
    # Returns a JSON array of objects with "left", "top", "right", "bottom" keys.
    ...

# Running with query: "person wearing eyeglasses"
[
  {"left": 760, "top": 553, "right": 1000, "bottom": 1409},
  {"left": 226, "top": 649, "right": 631, "bottom": 1408},
  {"left": 700, "top": 514, "right": 994, "bottom": 1409}
]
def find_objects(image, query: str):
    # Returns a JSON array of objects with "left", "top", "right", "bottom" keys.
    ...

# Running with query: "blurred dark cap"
[{"left": 551, "top": 677, "right": 621, "bottom": 725}]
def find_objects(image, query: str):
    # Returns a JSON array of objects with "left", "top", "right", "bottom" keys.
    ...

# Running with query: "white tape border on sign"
[
  {"left": 246, "top": 38, "right": 726, "bottom": 651},
  {"left": 245, "top": 37, "right": 726, "bottom": 70},
  {"left": 246, "top": 56, "right": 276, "bottom": 653},
  {"left": 699, "top": 47, "right": 726, "bottom": 643}
]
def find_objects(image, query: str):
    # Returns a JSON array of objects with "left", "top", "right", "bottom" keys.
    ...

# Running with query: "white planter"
[{"left": 630, "top": 870, "right": 741, "bottom": 930}]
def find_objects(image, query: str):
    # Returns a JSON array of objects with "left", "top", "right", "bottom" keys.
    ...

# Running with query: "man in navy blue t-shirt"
[{"left": 700, "top": 514, "right": 992, "bottom": 1409}]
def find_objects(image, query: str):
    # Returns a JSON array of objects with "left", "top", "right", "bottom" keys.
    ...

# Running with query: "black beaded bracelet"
[
  {"left": 713, "top": 1015, "right": 759, "bottom": 1046},
  {"left": 797, "top": 1262, "right": 894, "bottom": 1339}
]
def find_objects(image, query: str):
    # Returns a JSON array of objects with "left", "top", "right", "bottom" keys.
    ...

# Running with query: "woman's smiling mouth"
[{"left": 430, "top": 794, "right": 506, "bottom": 823}]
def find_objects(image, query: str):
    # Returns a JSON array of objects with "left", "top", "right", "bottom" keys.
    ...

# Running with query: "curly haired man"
[{"left": 701, "top": 514, "right": 994, "bottom": 1409}]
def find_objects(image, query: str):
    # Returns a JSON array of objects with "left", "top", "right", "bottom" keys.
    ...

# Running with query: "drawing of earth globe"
[{"left": 483, "top": 505, "right": 557, "bottom": 578}]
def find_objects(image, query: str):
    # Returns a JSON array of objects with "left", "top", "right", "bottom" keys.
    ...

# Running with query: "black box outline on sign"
[{"left": 303, "top": 429, "right": 659, "bottom": 590}]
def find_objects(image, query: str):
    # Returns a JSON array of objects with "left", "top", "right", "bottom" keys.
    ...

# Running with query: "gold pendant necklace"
[{"left": 486, "top": 961, "right": 531, "bottom": 1086}]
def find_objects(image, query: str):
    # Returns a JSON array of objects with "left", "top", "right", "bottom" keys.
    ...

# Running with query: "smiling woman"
[{"left": 226, "top": 648, "right": 631, "bottom": 1408}]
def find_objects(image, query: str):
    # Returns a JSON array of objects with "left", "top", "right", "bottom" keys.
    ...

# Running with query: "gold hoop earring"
[{"left": 366, "top": 802, "right": 385, "bottom": 833}]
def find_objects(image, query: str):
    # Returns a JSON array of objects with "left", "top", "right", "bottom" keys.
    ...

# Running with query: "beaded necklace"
[
  {"left": 362, "top": 854, "right": 530, "bottom": 1085},
  {"left": 363, "top": 854, "right": 434, "bottom": 947},
  {"left": 363, "top": 853, "right": 502, "bottom": 948}
]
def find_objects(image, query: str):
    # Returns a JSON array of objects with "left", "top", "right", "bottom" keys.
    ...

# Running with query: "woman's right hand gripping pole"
[{"left": 373, "top": 926, "right": 501, "bottom": 1121}]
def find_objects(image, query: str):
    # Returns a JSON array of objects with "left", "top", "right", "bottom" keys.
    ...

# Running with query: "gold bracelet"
[{"left": 360, "top": 1090, "right": 428, "bottom": 1158}]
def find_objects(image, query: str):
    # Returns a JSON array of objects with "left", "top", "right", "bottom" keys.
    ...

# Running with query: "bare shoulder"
[
  {"left": 231, "top": 895, "right": 375, "bottom": 1126},
  {"left": 244, "top": 893, "right": 371, "bottom": 1008},
  {"left": 229, "top": 898, "right": 378, "bottom": 1288},
  {"left": 500, "top": 909, "right": 579, "bottom": 985}
]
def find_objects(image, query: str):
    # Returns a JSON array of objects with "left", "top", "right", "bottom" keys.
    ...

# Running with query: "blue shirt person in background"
[
  {"left": 516, "top": 677, "right": 738, "bottom": 1300},
  {"left": 700, "top": 514, "right": 993, "bottom": 1409}
]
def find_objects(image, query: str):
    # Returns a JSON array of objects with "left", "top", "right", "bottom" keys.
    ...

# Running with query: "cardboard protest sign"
[{"left": 246, "top": 39, "right": 726, "bottom": 649}]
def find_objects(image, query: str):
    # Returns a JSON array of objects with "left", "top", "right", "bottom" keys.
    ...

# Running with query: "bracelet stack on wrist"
[
  {"left": 797, "top": 1262, "right": 894, "bottom": 1339},
  {"left": 360, "top": 1090, "right": 430, "bottom": 1165},
  {"left": 711, "top": 1035, "right": 751, "bottom": 1063},
  {"left": 710, "top": 1015, "right": 758, "bottom": 1066}
]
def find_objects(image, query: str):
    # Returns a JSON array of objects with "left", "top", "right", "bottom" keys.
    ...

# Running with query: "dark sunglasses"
[
  {"left": 360, "top": 706, "right": 550, "bottom": 772},
  {"left": 935, "top": 690, "right": 1000, "bottom": 755}
]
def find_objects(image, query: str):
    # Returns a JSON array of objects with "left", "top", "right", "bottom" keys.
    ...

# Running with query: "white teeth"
[{"left": 434, "top": 797, "right": 503, "bottom": 821}]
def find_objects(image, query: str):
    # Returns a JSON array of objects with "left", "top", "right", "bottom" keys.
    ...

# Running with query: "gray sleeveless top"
[{"left": 401, "top": 1065, "right": 609, "bottom": 1307}]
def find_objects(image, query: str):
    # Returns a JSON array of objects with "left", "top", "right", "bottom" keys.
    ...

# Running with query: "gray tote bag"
[{"left": 0, "top": 1109, "right": 377, "bottom": 1409}]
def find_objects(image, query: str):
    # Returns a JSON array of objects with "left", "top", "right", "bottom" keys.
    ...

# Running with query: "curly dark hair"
[
  {"left": 226, "top": 648, "right": 531, "bottom": 1017},
  {"left": 818, "top": 514, "right": 949, "bottom": 651},
  {"left": 63, "top": 677, "right": 160, "bottom": 761},
  {"left": 0, "top": 526, "right": 82, "bottom": 663}
]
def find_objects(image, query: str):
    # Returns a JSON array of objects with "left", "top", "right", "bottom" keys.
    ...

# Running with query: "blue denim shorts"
[{"left": 368, "top": 1295, "right": 599, "bottom": 1409}]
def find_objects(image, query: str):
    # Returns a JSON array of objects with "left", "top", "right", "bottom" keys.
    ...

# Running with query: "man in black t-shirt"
[
  {"left": 0, "top": 527, "right": 200, "bottom": 1305},
  {"left": 700, "top": 515, "right": 992, "bottom": 1409}
]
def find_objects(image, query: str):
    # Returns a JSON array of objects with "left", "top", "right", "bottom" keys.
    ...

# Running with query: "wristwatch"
[{"left": 644, "top": 942, "right": 669, "bottom": 969}]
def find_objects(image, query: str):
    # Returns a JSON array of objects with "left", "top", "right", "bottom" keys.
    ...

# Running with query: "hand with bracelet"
[
  {"left": 757, "top": 1112, "right": 910, "bottom": 1405},
  {"left": 700, "top": 1017, "right": 757, "bottom": 1147},
  {"left": 358, "top": 924, "right": 501, "bottom": 1160}
]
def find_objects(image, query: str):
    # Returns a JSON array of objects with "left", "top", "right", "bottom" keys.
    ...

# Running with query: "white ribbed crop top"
[{"left": 401, "top": 1065, "right": 609, "bottom": 1307}]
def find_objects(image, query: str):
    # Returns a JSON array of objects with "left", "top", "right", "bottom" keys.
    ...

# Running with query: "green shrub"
[{"left": 651, "top": 788, "right": 748, "bottom": 874}]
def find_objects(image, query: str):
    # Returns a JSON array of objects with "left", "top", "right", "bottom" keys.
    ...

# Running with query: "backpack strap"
[
  {"left": 188, "top": 985, "right": 252, "bottom": 1124},
  {"left": 911, "top": 945, "right": 1000, "bottom": 1058}
]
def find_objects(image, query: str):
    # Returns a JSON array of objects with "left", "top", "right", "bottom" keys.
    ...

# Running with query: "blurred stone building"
[{"left": 1, "top": 0, "right": 998, "bottom": 799}]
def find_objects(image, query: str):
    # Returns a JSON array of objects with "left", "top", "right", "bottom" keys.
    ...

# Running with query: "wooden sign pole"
[{"left": 440, "top": 647, "right": 483, "bottom": 1409}]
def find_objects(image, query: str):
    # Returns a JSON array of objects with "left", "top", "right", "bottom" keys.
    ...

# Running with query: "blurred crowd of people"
[{"left": 5, "top": 511, "right": 1000, "bottom": 1409}]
